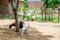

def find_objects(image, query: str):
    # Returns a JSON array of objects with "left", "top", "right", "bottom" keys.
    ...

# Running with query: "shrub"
[
  {"left": 0, "top": 14, "right": 13, "bottom": 19},
  {"left": 36, "top": 15, "right": 42, "bottom": 22},
  {"left": 52, "top": 16, "right": 58, "bottom": 23},
  {"left": 29, "top": 15, "right": 33, "bottom": 21},
  {"left": 23, "top": 14, "right": 28, "bottom": 21}
]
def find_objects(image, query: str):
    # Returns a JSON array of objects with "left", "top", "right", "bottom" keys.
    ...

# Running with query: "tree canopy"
[{"left": 42, "top": 0, "right": 60, "bottom": 8}]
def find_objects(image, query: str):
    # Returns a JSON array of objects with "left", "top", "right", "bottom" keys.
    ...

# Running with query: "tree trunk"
[
  {"left": 41, "top": 7, "right": 43, "bottom": 21},
  {"left": 44, "top": 8, "right": 47, "bottom": 21},
  {"left": 58, "top": 10, "right": 60, "bottom": 22},
  {"left": 14, "top": 10, "right": 19, "bottom": 32},
  {"left": 11, "top": 0, "right": 19, "bottom": 32},
  {"left": 48, "top": 12, "right": 50, "bottom": 21}
]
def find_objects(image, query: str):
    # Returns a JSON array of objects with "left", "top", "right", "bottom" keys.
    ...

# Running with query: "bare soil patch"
[{"left": 0, "top": 27, "right": 53, "bottom": 40}]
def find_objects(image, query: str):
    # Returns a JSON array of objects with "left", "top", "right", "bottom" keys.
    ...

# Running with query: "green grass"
[
  {"left": 36, "top": 15, "right": 42, "bottom": 22},
  {"left": 0, "top": 15, "right": 14, "bottom": 19},
  {"left": 19, "top": 14, "right": 60, "bottom": 23},
  {"left": 1, "top": 13, "right": 58, "bottom": 23}
]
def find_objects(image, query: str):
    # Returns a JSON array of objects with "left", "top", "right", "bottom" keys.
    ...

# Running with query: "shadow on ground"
[{"left": 0, "top": 27, "right": 54, "bottom": 40}]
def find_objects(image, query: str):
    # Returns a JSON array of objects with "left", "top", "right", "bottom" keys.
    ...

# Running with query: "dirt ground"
[
  {"left": 0, "top": 19, "right": 60, "bottom": 40},
  {"left": 0, "top": 27, "right": 53, "bottom": 40}
]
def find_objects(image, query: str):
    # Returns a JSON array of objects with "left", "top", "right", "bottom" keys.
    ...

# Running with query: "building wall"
[
  {"left": 0, "top": 0, "right": 8, "bottom": 6},
  {"left": 0, "top": 0, "right": 24, "bottom": 15},
  {"left": 28, "top": 1, "right": 44, "bottom": 10},
  {"left": 0, "top": 0, "right": 8, "bottom": 15},
  {"left": 8, "top": 1, "right": 24, "bottom": 14},
  {"left": 19, "top": 1, "right": 24, "bottom": 7},
  {"left": 0, "top": 0, "right": 44, "bottom": 15}
]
